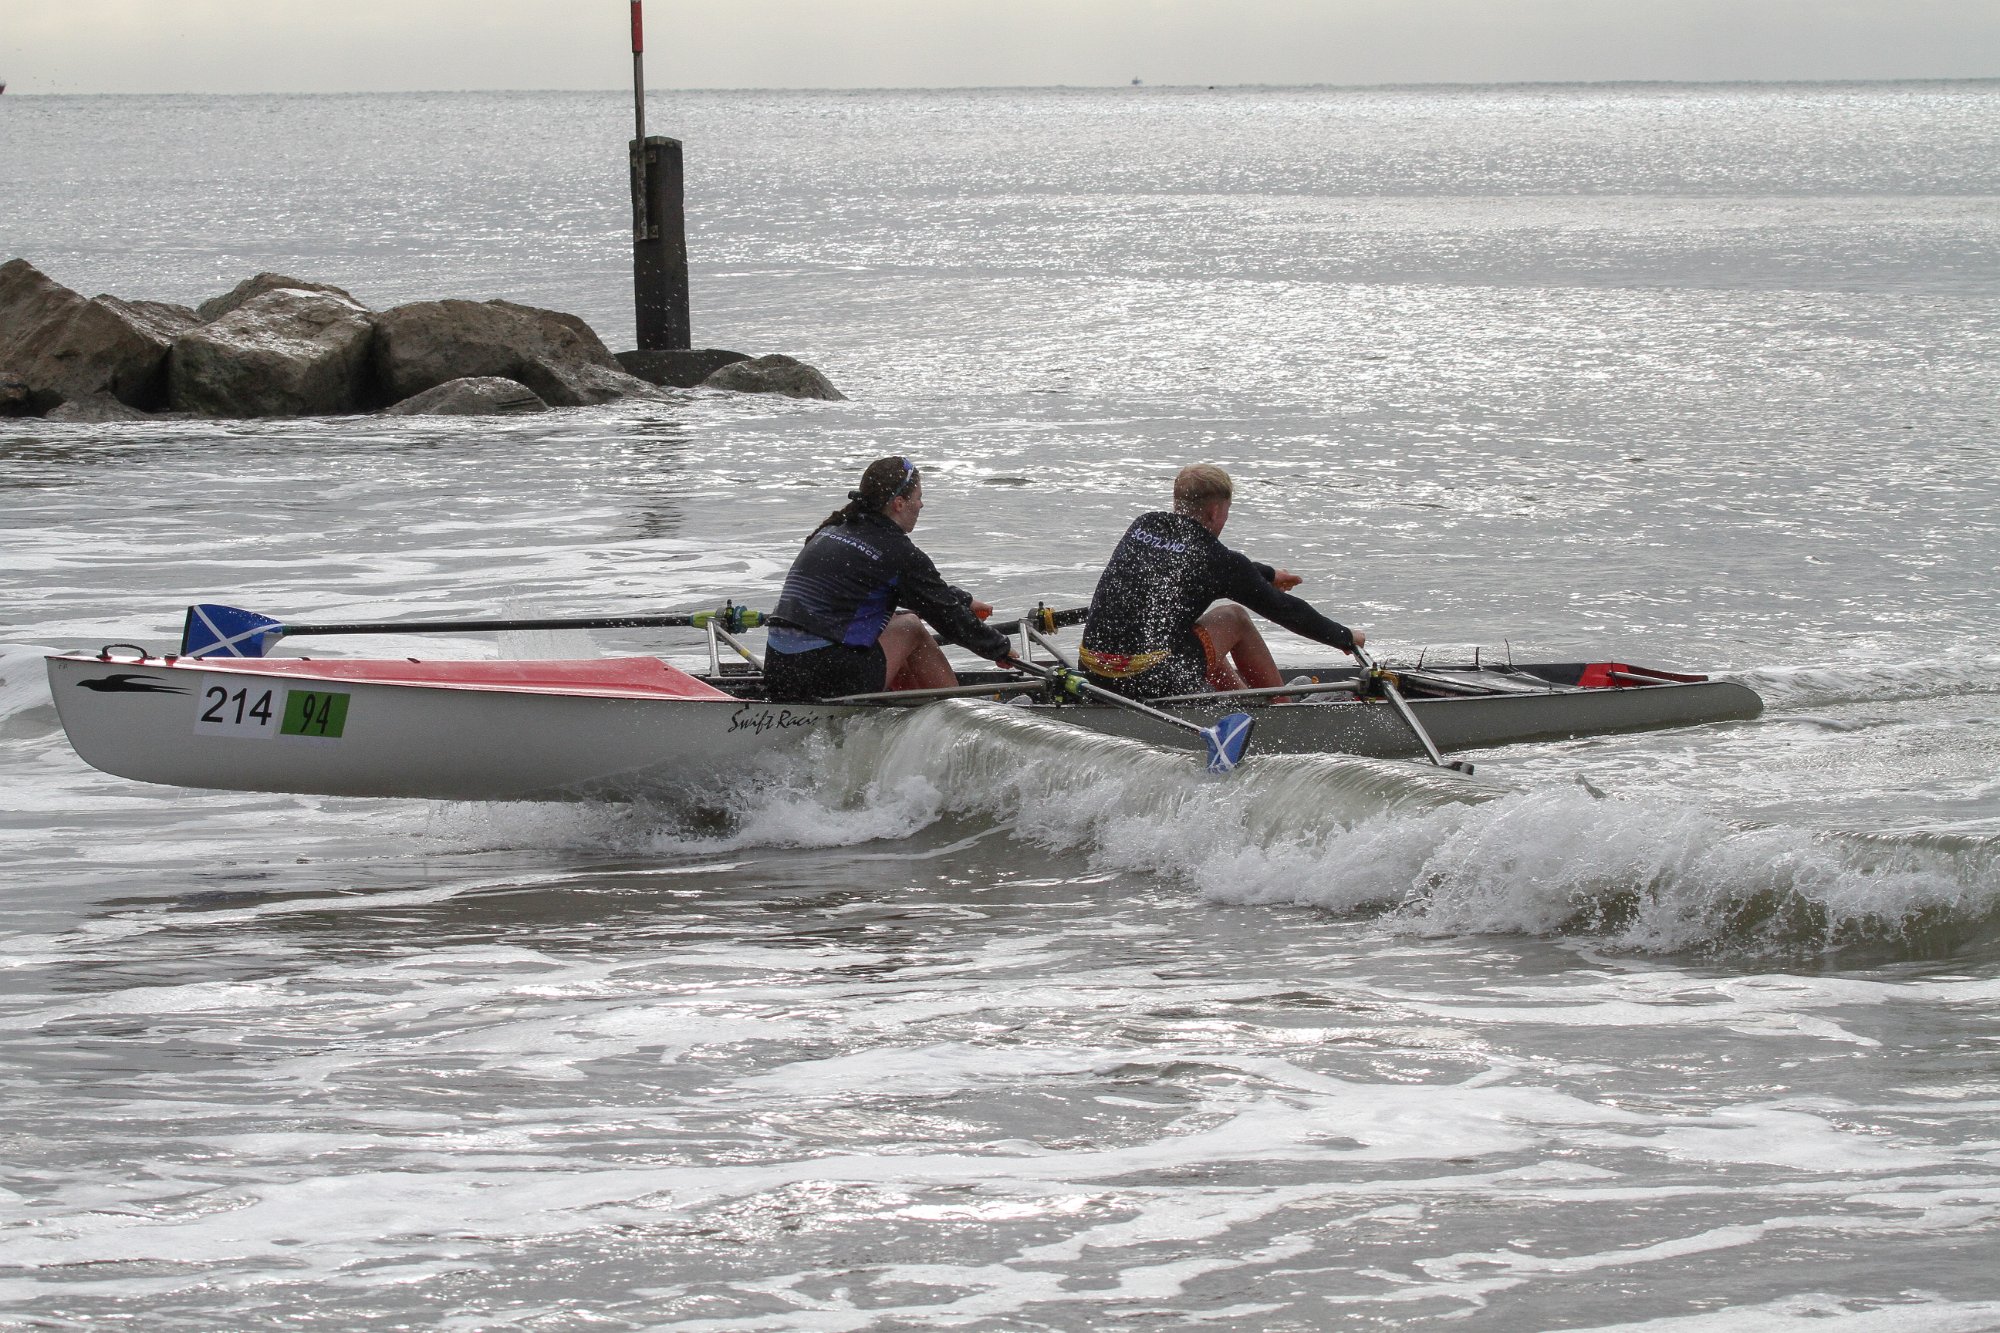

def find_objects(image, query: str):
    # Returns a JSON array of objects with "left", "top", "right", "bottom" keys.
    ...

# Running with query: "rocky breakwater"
[{"left": 0, "top": 259, "right": 845, "bottom": 420}]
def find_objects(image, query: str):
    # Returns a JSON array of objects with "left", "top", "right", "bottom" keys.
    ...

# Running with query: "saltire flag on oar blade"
[
  {"left": 1202, "top": 712, "right": 1256, "bottom": 774},
  {"left": 182, "top": 605, "right": 284, "bottom": 658}
]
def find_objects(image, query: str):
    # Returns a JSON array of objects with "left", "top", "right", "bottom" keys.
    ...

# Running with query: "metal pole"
[{"left": 631, "top": 0, "right": 645, "bottom": 143}]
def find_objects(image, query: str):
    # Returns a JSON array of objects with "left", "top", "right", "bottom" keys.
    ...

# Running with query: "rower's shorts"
[
  {"left": 1192, "top": 624, "right": 1243, "bottom": 691},
  {"left": 1083, "top": 627, "right": 1239, "bottom": 701},
  {"left": 764, "top": 641, "right": 888, "bottom": 703},
  {"left": 1085, "top": 648, "right": 1207, "bottom": 700}
]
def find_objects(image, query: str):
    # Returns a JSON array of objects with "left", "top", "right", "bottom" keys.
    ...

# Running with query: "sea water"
[{"left": 1, "top": 83, "right": 1997, "bottom": 1329}]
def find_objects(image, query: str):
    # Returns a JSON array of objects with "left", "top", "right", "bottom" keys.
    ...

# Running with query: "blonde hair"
[{"left": 1173, "top": 464, "right": 1233, "bottom": 515}]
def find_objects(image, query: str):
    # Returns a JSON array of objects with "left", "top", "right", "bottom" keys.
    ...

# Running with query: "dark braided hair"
[{"left": 807, "top": 456, "right": 920, "bottom": 540}]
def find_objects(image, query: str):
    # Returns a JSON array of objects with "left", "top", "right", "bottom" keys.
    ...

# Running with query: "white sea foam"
[{"left": 549, "top": 701, "right": 2000, "bottom": 957}]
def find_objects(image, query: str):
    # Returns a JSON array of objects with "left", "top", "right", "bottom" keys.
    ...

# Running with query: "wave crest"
[{"left": 437, "top": 696, "right": 2000, "bottom": 960}]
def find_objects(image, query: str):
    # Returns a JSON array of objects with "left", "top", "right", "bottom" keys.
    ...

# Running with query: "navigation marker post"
[{"left": 629, "top": 0, "right": 690, "bottom": 351}]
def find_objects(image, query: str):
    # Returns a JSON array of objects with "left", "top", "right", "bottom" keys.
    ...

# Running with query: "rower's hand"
[
  {"left": 971, "top": 600, "right": 993, "bottom": 620},
  {"left": 1272, "top": 569, "right": 1302, "bottom": 592},
  {"left": 1347, "top": 629, "right": 1368, "bottom": 655}
]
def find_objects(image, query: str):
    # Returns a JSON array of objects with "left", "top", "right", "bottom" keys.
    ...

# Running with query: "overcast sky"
[{"left": 2, "top": 0, "right": 1997, "bottom": 94}]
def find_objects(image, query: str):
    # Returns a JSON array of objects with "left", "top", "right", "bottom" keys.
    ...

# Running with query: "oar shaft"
[
  {"left": 1008, "top": 658, "right": 1207, "bottom": 739},
  {"left": 284, "top": 613, "right": 714, "bottom": 636},
  {"left": 1378, "top": 676, "right": 1448, "bottom": 766},
  {"left": 279, "top": 604, "right": 1084, "bottom": 641},
  {"left": 1354, "top": 647, "right": 1469, "bottom": 772}
]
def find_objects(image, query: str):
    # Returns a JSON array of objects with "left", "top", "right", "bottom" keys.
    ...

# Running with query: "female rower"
[{"left": 763, "top": 456, "right": 1013, "bottom": 703}]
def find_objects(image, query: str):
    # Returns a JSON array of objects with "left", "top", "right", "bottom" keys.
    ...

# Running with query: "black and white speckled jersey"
[{"left": 1080, "top": 511, "right": 1356, "bottom": 696}]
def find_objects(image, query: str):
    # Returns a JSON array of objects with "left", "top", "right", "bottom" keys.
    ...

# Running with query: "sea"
[{"left": 2, "top": 82, "right": 1998, "bottom": 1330}]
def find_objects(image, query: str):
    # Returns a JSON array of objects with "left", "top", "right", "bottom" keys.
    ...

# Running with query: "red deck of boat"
[{"left": 103, "top": 655, "right": 735, "bottom": 700}]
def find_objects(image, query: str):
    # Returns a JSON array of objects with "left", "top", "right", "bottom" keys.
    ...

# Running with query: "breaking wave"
[
  {"left": 459, "top": 699, "right": 2000, "bottom": 963},
  {"left": 19, "top": 635, "right": 1998, "bottom": 963}
]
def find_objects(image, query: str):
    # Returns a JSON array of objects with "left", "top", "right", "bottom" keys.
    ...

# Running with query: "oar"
[
  {"left": 179, "top": 602, "right": 767, "bottom": 659},
  {"left": 181, "top": 601, "right": 1088, "bottom": 661},
  {"left": 1000, "top": 656, "right": 1256, "bottom": 775},
  {"left": 1352, "top": 645, "right": 1474, "bottom": 775}
]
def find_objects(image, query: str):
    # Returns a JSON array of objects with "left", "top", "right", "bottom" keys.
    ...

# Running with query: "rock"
[
  {"left": 381, "top": 376, "right": 549, "bottom": 416},
  {"left": 700, "top": 353, "right": 846, "bottom": 401},
  {"left": 198, "top": 273, "right": 362, "bottom": 323},
  {"left": 0, "top": 259, "right": 193, "bottom": 412},
  {"left": 487, "top": 300, "right": 616, "bottom": 360},
  {"left": 0, "top": 372, "right": 31, "bottom": 416},
  {"left": 97, "top": 296, "right": 201, "bottom": 339},
  {"left": 553, "top": 361, "right": 665, "bottom": 406},
  {"left": 169, "top": 287, "right": 375, "bottom": 417},
  {"left": 371, "top": 299, "right": 664, "bottom": 408},
  {"left": 44, "top": 391, "right": 152, "bottom": 422},
  {"left": 617, "top": 347, "right": 750, "bottom": 388}
]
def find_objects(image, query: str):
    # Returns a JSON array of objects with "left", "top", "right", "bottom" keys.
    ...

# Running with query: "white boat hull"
[
  {"left": 45, "top": 654, "right": 831, "bottom": 801},
  {"left": 46, "top": 652, "right": 1764, "bottom": 802}
]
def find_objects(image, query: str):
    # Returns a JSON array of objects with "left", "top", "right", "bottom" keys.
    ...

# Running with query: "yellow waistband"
[{"left": 1079, "top": 646, "right": 1173, "bottom": 679}]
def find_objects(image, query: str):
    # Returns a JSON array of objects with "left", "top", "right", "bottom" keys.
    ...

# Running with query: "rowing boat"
[{"left": 45, "top": 644, "right": 1761, "bottom": 802}]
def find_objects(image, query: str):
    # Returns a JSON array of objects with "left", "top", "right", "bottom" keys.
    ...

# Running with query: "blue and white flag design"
[
  {"left": 181, "top": 604, "right": 284, "bottom": 658},
  {"left": 1203, "top": 711, "right": 1256, "bottom": 774}
]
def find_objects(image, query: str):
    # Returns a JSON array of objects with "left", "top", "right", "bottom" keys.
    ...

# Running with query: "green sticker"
[{"left": 281, "top": 690, "right": 350, "bottom": 738}]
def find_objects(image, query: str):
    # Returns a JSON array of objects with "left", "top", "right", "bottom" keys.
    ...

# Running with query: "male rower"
[
  {"left": 1079, "top": 464, "right": 1365, "bottom": 700},
  {"left": 763, "top": 456, "right": 1014, "bottom": 703}
]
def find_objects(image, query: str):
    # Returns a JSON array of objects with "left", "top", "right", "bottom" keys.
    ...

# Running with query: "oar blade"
[
  {"left": 181, "top": 604, "right": 284, "bottom": 659},
  {"left": 1202, "top": 711, "right": 1256, "bottom": 774}
]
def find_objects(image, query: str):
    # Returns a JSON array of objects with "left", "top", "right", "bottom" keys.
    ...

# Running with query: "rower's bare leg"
[
  {"left": 1196, "top": 603, "right": 1282, "bottom": 690},
  {"left": 881, "top": 612, "right": 957, "bottom": 691}
]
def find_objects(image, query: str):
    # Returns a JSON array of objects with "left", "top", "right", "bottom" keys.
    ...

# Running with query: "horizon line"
[{"left": 5, "top": 74, "right": 1999, "bottom": 98}]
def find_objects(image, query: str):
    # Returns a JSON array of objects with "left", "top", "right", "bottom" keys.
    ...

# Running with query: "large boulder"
[
  {"left": 700, "top": 353, "right": 845, "bottom": 401},
  {"left": 100, "top": 296, "right": 202, "bottom": 337},
  {"left": 169, "top": 287, "right": 375, "bottom": 417},
  {"left": 44, "top": 391, "right": 152, "bottom": 422},
  {"left": 0, "top": 259, "right": 197, "bottom": 412},
  {"left": 371, "top": 299, "right": 664, "bottom": 408},
  {"left": 487, "top": 300, "right": 615, "bottom": 360},
  {"left": 380, "top": 376, "right": 548, "bottom": 416},
  {"left": 197, "top": 272, "right": 363, "bottom": 323}
]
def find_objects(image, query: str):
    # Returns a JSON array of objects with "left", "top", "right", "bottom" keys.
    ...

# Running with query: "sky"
[{"left": 1, "top": 0, "right": 1996, "bottom": 94}]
